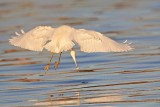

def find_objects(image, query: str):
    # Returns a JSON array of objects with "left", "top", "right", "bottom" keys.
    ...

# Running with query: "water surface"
[{"left": 0, "top": 0, "right": 160, "bottom": 107}]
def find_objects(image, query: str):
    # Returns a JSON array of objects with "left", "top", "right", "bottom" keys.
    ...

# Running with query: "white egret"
[{"left": 9, "top": 25, "right": 133, "bottom": 73}]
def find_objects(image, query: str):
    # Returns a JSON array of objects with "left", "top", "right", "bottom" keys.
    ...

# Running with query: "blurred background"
[{"left": 0, "top": 0, "right": 160, "bottom": 107}]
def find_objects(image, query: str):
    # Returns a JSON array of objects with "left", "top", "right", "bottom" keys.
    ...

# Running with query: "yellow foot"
[
  {"left": 76, "top": 67, "right": 79, "bottom": 70},
  {"left": 44, "top": 64, "right": 50, "bottom": 74},
  {"left": 76, "top": 67, "right": 79, "bottom": 72},
  {"left": 54, "top": 61, "right": 59, "bottom": 70}
]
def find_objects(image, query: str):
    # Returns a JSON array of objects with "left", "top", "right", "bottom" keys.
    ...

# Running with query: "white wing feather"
[
  {"left": 74, "top": 29, "right": 133, "bottom": 53},
  {"left": 9, "top": 26, "right": 55, "bottom": 51}
]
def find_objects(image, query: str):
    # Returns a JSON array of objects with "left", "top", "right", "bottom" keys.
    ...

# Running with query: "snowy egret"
[{"left": 9, "top": 25, "right": 133, "bottom": 73}]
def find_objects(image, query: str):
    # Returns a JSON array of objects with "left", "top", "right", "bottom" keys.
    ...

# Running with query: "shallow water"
[{"left": 0, "top": 0, "right": 160, "bottom": 107}]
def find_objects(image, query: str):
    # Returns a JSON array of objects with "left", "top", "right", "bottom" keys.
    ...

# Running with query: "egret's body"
[
  {"left": 45, "top": 25, "right": 75, "bottom": 53},
  {"left": 9, "top": 25, "right": 133, "bottom": 73}
]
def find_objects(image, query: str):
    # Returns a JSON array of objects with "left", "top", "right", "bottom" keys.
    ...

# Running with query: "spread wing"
[
  {"left": 9, "top": 26, "right": 55, "bottom": 51},
  {"left": 73, "top": 29, "right": 133, "bottom": 53}
]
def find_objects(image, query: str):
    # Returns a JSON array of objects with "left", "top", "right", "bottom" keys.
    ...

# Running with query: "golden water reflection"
[{"left": 34, "top": 92, "right": 123, "bottom": 106}]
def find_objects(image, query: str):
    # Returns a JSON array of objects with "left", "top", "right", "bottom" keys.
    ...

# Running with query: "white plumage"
[
  {"left": 74, "top": 29, "right": 132, "bottom": 52},
  {"left": 9, "top": 25, "right": 132, "bottom": 53},
  {"left": 9, "top": 26, "right": 55, "bottom": 51},
  {"left": 9, "top": 25, "right": 133, "bottom": 71}
]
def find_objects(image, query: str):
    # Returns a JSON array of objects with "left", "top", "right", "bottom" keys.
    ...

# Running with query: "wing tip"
[{"left": 122, "top": 40, "right": 134, "bottom": 52}]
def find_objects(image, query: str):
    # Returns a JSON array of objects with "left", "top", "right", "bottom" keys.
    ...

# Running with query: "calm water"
[{"left": 0, "top": 0, "right": 160, "bottom": 107}]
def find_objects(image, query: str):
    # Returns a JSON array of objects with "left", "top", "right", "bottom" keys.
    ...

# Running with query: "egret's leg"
[
  {"left": 44, "top": 52, "right": 54, "bottom": 74},
  {"left": 54, "top": 52, "right": 62, "bottom": 70},
  {"left": 70, "top": 50, "right": 79, "bottom": 70}
]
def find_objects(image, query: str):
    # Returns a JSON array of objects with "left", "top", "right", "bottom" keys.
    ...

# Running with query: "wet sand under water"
[{"left": 0, "top": 0, "right": 160, "bottom": 107}]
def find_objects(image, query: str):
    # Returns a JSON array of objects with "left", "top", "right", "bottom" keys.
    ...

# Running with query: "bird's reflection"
[
  {"left": 34, "top": 92, "right": 80, "bottom": 106},
  {"left": 33, "top": 91, "right": 122, "bottom": 106}
]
